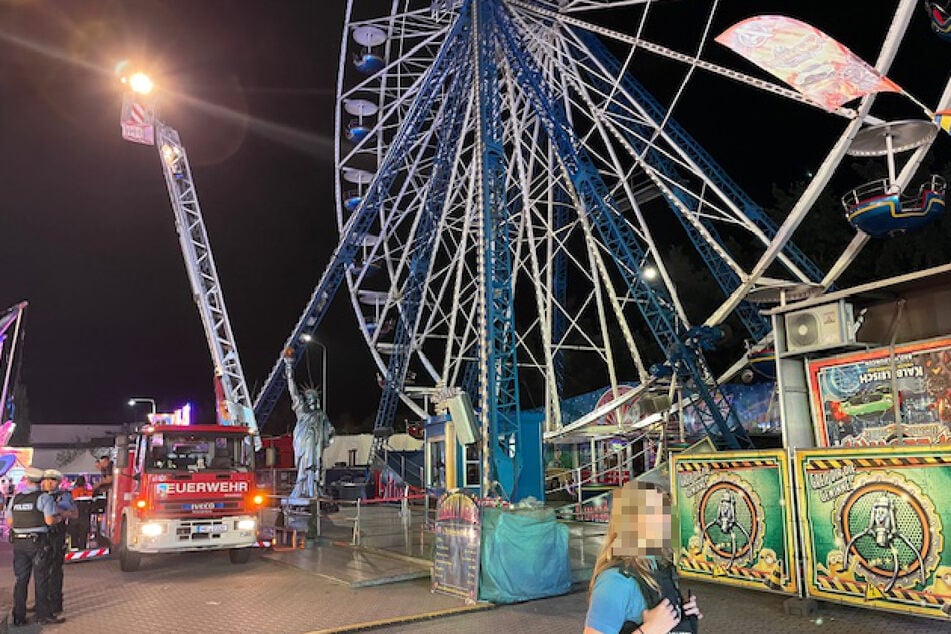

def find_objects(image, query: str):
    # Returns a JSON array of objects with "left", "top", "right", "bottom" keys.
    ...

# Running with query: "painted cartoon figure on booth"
[{"left": 585, "top": 482, "right": 702, "bottom": 634}]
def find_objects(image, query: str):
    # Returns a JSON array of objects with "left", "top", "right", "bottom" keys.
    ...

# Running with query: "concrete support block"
[{"left": 783, "top": 597, "right": 818, "bottom": 617}]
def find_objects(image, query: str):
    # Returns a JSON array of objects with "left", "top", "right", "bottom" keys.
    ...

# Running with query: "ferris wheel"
[{"left": 250, "top": 0, "right": 945, "bottom": 499}]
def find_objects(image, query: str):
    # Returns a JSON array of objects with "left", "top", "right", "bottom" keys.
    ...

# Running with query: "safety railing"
[
  {"left": 547, "top": 419, "right": 668, "bottom": 517},
  {"left": 328, "top": 486, "right": 434, "bottom": 560}
]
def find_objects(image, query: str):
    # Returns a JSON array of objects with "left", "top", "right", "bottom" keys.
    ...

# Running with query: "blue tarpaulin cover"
[{"left": 479, "top": 506, "right": 571, "bottom": 603}]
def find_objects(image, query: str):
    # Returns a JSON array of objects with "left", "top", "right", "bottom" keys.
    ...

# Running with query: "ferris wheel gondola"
[
  {"left": 341, "top": 166, "right": 375, "bottom": 213},
  {"left": 924, "top": 1, "right": 951, "bottom": 40},
  {"left": 841, "top": 120, "right": 946, "bottom": 238},
  {"left": 351, "top": 25, "right": 387, "bottom": 74},
  {"left": 343, "top": 98, "right": 378, "bottom": 143}
]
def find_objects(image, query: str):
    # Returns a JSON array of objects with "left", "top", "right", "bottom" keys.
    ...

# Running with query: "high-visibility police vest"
[{"left": 11, "top": 490, "right": 48, "bottom": 533}]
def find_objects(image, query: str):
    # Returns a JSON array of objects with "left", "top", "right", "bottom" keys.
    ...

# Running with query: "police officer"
[
  {"left": 5, "top": 467, "right": 66, "bottom": 626},
  {"left": 42, "top": 469, "right": 76, "bottom": 617}
]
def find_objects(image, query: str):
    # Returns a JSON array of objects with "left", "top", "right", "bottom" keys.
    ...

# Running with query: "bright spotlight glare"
[
  {"left": 129, "top": 72, "right": 154, "bottom": 95},
  {"left": 301, "top": 334, "right": 313, "bottom": 342},
  {"left": 643, "top": 266, "right": 659, "bottom": 281}
]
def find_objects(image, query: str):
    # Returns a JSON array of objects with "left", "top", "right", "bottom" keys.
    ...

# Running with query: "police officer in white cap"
[
  {"left": 42, "top": 469, "right": 76, "bottom": 617},
  {"left": 4, "top": 467, "right": 65, "bottom": 625}
]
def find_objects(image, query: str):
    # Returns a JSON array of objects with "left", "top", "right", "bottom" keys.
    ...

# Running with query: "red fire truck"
[{"left": 108, "top": 422, "right": 265, "bottom": 571}]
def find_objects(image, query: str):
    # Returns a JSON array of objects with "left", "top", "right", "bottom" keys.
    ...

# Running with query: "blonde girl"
[{"left": 584, "top": 481, "right": 702, "bottom": 634}]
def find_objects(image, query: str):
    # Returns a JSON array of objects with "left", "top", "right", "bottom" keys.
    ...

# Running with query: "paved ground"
[{"left": 0, "top": 540, "right": 946, "bottom": 634}]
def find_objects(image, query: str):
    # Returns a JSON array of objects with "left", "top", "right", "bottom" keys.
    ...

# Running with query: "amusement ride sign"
[
  {"left": 808, "top": 337, "right": 951, "bottom": 447},
  {"left": 797, "top": 446, "right": 951, "bottom": 619},
  {"left": 671, "top": 450, "right": 798, "bottom": 596},
  {"left": 432, "top": 490, "right": 481, "bottom": 603}
]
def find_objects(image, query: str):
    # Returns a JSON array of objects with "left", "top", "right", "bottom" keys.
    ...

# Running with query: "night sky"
[
  {"left": 1, "top": 1, "right": 373, "bottom": 433},
  {"left": 1, "top": 2, "right": 948, "bottom": 433}
]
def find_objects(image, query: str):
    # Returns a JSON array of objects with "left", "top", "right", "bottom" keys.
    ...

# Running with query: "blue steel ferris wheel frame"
[
  {"left": 490, "top": 1, "right": 750, "bottom": 450},
  {"left": 253, "top": 0, "right": 887, "bottom": 499}
]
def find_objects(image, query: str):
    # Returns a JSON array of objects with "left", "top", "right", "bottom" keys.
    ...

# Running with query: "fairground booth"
[{"left": 665, "top": 265, "right": 951, "bottom": 621}]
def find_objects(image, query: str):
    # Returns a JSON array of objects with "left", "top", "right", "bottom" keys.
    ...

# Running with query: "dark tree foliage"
[{"left": 765, "top": 155, "right": 951, "bottom": 286}]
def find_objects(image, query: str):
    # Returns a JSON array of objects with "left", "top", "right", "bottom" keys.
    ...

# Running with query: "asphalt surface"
[{"left": 0, "top": 544, "right": 946, "bottom": 633}]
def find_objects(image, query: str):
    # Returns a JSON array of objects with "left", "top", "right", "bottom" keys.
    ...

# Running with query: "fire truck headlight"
[
  {"left": 237, "top": 519, "right": 256, "bottom": 531},
  {"left": 140, "top": 522, "right": 163, "bottom": 537}
]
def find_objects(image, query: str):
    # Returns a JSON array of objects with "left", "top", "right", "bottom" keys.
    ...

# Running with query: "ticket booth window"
[
  {"left": 463, "top": 444, "right": 480, "bottom": 488},
  {"left": 429, "top": 439, "right": 446, "bottom": 490}
]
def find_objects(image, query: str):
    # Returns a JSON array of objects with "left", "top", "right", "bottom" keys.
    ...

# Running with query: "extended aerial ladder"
[{"left": 119, "top": 72, "right": 261, "bottom": 450}]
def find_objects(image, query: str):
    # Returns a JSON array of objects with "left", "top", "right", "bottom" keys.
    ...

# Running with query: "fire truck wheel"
[
  {"left": 229, "top": 548, "right": 251, "bottom": 564},
  {"left": 119, "top": 519, "right": 141, "bottom": 572}
]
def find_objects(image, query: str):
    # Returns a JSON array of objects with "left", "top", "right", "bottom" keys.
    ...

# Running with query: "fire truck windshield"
[{"left": 146, "top": 432, "right": 251, "bottom": 472}]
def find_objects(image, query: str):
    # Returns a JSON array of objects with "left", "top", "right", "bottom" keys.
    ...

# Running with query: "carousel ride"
[
  {"left": 0, "top": 302, "right": 27, "bottom": 438},
  {"left": 251, "top": 1, "right": 951, "bottom": 502}
]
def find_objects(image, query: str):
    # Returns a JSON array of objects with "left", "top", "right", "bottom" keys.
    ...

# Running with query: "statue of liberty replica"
[{"left": 283, "top": 349, "right": 335, "bottom": 502}]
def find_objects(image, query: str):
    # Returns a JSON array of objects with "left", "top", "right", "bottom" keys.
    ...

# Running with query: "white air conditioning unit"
[{"left": 784, "top": 300, "right": 855, "bottom": 354}]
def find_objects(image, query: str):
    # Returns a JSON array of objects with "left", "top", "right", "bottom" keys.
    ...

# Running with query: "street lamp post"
[
  {"left": 301, "top": 335, "right": 328, "bottom": 415},
  {"left": 127, "top": 397, "right": 157, "bottom": 417}
]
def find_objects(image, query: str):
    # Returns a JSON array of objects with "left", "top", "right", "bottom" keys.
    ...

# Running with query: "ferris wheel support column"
[
  {"left": 551, "top": 184, "right": 571, "bottom": 390},
  {"left": 474, "top": 0, "right": 523, "bottom": 499},
  {"left": 493, "top": 3, "right": 749, "bottom": 449},
  {"left": 504, "top": 115, "right": 557, "bottom": 431}
]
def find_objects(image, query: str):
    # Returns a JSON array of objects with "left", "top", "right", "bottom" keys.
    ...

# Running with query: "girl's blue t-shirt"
[{"left": 585, "top": 567, "right": 647, "bottom": 633}]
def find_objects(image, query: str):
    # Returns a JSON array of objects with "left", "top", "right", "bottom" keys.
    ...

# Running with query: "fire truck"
[
  {"left": 112, "top": 71, "right": 267, "bottom": 571},
  {"left": 109, "top": 421, "right": 265, "bottom": 572}
]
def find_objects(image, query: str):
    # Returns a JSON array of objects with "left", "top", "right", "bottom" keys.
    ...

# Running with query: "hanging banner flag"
[
  {"left": 934, "top": 110, "right": 951, "bottom": 135},
  {"left": 716, "top": 15, "right": 901, "bottom": 112}
]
